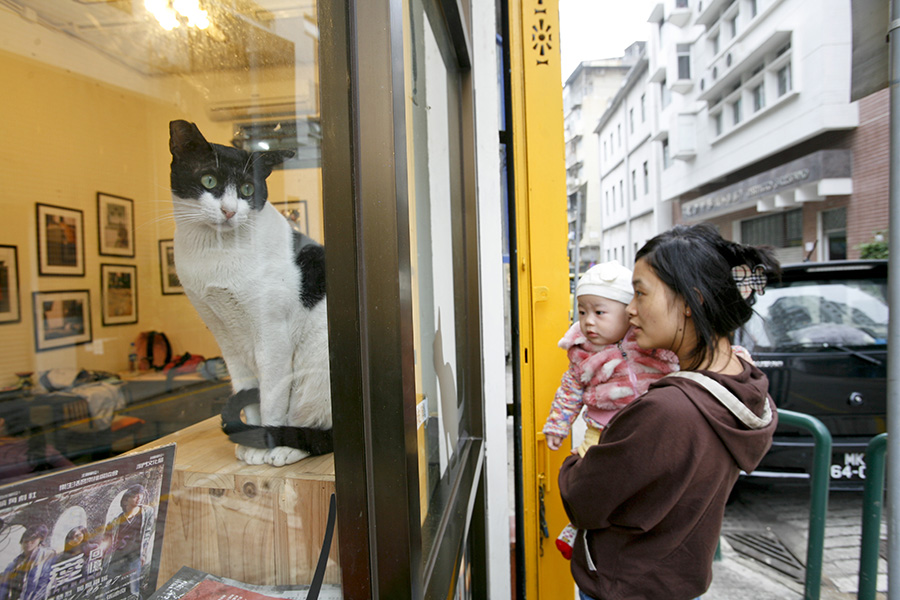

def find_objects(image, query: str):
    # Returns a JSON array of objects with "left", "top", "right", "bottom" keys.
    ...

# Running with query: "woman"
[{"left": 558, "top": 224, "right": 780, "bottom": 600}]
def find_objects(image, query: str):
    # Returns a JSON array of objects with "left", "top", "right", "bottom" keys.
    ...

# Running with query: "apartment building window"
[
  {"left": 752, "top": 83, "right": 765, "bottom": 112},
  {"left": 732, "top": 97, "right": 743, "bottom": 125},
  {"left": 741, "top": 209, "right": 802, "bottom": 249},
  {"left": 621, "top": 246, "right": 625, "bottom": 263},
  {"left": 603, "top": 139, "right": 607, "bottom": 158},
  {"left": 640, "top": 94, "right": 646, "bottom": 121},
  {"left": 728, "top": 15, "right": 738, "bottom": 38},
  {"left": 619, "top": 180, "right": 624, "bottom": 207},
  {"left": 676, "top": 0, "right": 688, "bottom": 7},
  {"left": 662, "top": 138, "right": 671, "bottom": 169},
  {"left": 660, "top": 79, "right": 671, "bottom": 108},
  {"left": 710, "top": 33, "right": 720, "bottom": 56},
  {"left": 713, "top": 111, "right": 723, "bottom": 136},
  {"left": 748, "top": 0, "right": 758, "bottom": 18},
  {"left": 777, "top": 63, "right": 792, "bottom": 96},
  {"left": 617, "top": 124, "right": 622, "bottom": 147},
  {"left": 614, "top": 247, "right": 618, "bottom": 261},
  {"left": 610, "top": 132, "right": 614, "bottom": 151},
  {"left": 642, "top": 161, "right": 649, "bottom": 194},
  {"left": 631, "top": 170, "right": 637, "bottom": 199},
  {"left": 677, "top": 44, "right": 691, "bottom": 80},
  {"left": 823, "top": 207, "right": 847, "bottom": 260},
  {"left": 605, "top": 190, "right": 610, "bottom": 214},
  {"left": 611, "top": 186, "right": 616, "bottom": 208},
  {"left": 629, "top": 108, "right": 634, "bottom": 133}
]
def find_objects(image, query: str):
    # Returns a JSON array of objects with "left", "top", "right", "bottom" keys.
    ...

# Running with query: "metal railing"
[
  {"left": 776, "top": 409, "right": 832, "bottom": 600},
  {"left": 857, "top": 433, "right": 888, "bottom": 600}
]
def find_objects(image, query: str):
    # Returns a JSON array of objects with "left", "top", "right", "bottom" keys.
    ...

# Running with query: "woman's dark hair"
[{"left": 635, "top": 223, "right": 780, "bottom": 369}]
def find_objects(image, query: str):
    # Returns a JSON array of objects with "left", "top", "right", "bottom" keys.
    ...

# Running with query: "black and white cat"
[{"left": 168, "top": 120, "right": 332, "bottom": 466}]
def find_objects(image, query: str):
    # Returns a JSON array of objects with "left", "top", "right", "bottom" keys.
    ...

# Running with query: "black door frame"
[{"left": 318, "top": 0, "right": 486, "bottom": 597}]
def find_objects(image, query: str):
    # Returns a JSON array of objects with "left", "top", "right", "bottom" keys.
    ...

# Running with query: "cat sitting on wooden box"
[{"left": 168, "top": 120, "right": 332, "bottom": 466}]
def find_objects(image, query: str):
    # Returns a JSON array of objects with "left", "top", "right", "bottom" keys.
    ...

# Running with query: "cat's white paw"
[
  {"left": 235, "top": 444, "right": 268, "bottom": 465},
  {"left": 265, "top": 446, "right": 309, "bottom": 467},
  {"left": 234, "top": 444, "right": 309, "bottom": 466}
]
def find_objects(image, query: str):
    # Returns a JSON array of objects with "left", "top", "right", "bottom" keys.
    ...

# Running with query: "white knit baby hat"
[{"left": 575, "top": 260, "right": 634, "bottom": 304}]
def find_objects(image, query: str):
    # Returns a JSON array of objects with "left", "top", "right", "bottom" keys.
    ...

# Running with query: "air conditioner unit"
[{"left": 205, "top": 95, "right": 299, "bottom": 122}]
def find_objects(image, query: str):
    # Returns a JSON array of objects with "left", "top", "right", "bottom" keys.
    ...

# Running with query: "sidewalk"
[{"left": 710, "top": 484, "right": 888, "bottom": 600}]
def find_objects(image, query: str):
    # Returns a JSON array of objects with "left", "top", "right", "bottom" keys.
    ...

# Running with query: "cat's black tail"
[{"left": 220, "top": 389, "right": 334, "bottom": 456}]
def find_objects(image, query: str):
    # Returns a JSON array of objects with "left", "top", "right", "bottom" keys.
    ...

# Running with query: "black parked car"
[{"left": 733, "top": 260, "right": 888, "bottom": 488}]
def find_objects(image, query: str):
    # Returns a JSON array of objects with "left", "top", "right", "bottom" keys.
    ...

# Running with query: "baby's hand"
[{"left": 546, "top": 434, "right": 563, "bottom": 451}]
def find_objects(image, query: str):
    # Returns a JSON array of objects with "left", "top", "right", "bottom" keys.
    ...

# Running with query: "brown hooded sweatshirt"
[{"left": 558, "top": 357, "right": 777, "bottom": 600}]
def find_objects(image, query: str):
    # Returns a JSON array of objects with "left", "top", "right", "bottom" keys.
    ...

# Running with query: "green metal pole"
[
  {"left": 858, "top": 433, "right": 888, "bottom": 600},
  {"left": 777, "top": 409, "right": 832, "bottom": 600}
]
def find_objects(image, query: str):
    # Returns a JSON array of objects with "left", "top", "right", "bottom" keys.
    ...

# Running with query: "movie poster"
[{"left": 0, "top": 445, "right": 174, "bottom": 600}]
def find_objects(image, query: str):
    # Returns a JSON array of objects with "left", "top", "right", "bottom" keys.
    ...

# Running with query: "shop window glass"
[{"left": 3, "top": 0, "right": 337, "bottom": 595}]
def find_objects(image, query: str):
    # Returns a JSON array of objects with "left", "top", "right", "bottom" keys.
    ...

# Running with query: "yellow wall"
[{"left": 0, "top": 49, "right": 322, "bottom": 385}]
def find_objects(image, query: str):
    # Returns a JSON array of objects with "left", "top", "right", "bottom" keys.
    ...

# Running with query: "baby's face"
[{"left": 577, "top": 294, "right": 631, "bottom": 347}]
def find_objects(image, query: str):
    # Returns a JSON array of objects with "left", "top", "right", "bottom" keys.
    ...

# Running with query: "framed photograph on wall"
[
  {"left": 36, "top": 203, "right": 85, "bottom": 276},
  {"left": 0, "top": 245, "right": 21, "bottom": 324},
  {"left": 101, "top": 264, "right": 138, "bottom": 326},
  {"left": 32, "top": 289, "right": 92, "bottom": 352},
  {"left": 158, "top": 239, "right": 183, "bottom": 295},
  {"left": 97, "top": 193, "right": 135, "bottom": 257},
  {"left": 272, "top": 199, "right": 309, "bottom": 236}
]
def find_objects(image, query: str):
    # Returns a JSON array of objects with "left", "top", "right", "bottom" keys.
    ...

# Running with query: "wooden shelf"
[{"left": 135, "top": 416, "right": 339, "bottom": 587}]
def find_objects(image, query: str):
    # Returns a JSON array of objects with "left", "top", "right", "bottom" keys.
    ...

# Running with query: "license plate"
[{"left": 830, "top": 452, "right": 867, "bottom": 480}]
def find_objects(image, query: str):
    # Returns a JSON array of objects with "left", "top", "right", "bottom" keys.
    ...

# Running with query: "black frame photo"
[
  {"left": 32, "top": 289, "right": 92, "bottom": 352},
  {"left": 97, "top": 193, "right": 135, "bottom": 257},
  {"left": 272, "top": 199, "right": 309, "bottom": 235},
  {"left": 0, "top": 245, "right": 21, "bottom": 324},
  {"left": 158, "top": 239, "right": 183, "bottom": 295},
  {"left": 100, "top": 264, "right": 138, "bottom": 326},
  {"left": 36, "top": 203, "right": 85, "bottom": 277}
]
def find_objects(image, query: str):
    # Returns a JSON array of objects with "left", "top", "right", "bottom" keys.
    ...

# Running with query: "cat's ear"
[
  {"left": 250, "top": 150, "right": 296, "bottom": 177},
  {"left": 169, "top": 120, "right": 214, "bottom": 159}
]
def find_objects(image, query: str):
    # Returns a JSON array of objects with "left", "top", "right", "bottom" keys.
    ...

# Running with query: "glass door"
[{"left": 319, "top": 0, "right": 486, "bottom": 597}]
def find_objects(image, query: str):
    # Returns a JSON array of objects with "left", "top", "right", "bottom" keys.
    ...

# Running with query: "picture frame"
[
  {"left": 32, "top": 289, "right": 92, "bottom": 352},
  {"left": 101, "top": 264, "right": 138, "bottom": 326},
  {"left": 97, "top": 193, "right": 135, "bottom": 257},
  {"left": 0, "top": 245, "right": 21, "bottom": 324},
  {"left": 272, "top": 199, "right": 309, "bottom": 236},
  {"left": 36, "top": 203, "right": 85, "bottom": 276},
  {"left": 158, "top": 239, "right": 183, "bottom": 295}
]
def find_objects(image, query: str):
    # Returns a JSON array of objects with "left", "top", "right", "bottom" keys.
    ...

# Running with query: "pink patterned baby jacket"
[{"left": 543, "top": 323, "right": 680, "bottom": 438}]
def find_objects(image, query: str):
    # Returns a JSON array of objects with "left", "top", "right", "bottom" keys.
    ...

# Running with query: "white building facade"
[
  {"left": 647, "top": 0, "right": 864, "bottom": 263},
  {"left": 595, "top": 46, "right": 673, "bottom": 268},
  {"left": 591, "top": 0, "right": 886, "bottom": 267},
  {"left": 564, "top": 56, "right": 636, "bottom": 270}
]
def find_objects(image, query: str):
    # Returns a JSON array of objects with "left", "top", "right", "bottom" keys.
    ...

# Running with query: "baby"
[{"left": 543, "top": 261, "right": 679, "bottom": 558}]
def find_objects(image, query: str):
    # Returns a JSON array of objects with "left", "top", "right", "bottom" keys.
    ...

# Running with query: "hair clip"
[{"left": 731, "top": 264, "right": 767, "bottom": 299}]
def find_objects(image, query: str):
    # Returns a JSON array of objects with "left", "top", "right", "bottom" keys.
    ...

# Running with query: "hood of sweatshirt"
[{"left": 646, "top": 358, "right": 777, "bottom": 473}]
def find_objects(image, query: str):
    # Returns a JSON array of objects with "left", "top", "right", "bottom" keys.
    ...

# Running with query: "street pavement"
[{"left": 708, "top": 482, "right": 888, "bottom": 599}]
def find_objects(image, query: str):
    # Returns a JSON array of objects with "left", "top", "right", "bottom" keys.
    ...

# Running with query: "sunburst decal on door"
[{"left": 531, "top": 0, "right": 553, "bottom": 66}]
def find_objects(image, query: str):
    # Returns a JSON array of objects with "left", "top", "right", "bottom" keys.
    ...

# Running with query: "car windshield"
[{"left": 739, "top": 277, "right": 889, "bottom": 352}]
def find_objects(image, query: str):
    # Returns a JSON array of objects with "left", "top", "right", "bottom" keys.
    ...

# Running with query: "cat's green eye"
[
  {"left": 200, "top": 174, "right": 217, "bottom": 189},
  {"left": 239, "top": 183, "right": 255, "bottom": 197}
]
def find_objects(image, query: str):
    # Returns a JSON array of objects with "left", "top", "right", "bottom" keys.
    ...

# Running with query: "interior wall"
[{"left": 0, "top": 46, "right": 323, "bottom": 385}]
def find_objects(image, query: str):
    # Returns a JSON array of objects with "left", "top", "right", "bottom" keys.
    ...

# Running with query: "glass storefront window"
[{"left": 2, "top": 0, "right": 333, "bottom": 595}]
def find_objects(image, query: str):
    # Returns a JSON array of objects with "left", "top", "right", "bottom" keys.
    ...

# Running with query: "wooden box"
[{"left": 135, "top": 417, "right": 339, "bottom": 587}]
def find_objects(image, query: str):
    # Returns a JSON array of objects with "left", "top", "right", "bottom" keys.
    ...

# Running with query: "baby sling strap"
[{"left": 664, "top": 371, "right": 773, "bottom": 430}]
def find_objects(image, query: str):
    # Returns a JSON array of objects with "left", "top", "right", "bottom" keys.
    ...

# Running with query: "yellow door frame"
[{"left": 509, "top": 0, "right": 573, "bottom": 597}]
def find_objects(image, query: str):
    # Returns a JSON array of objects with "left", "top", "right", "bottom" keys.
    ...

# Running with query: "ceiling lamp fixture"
[{"left": 145, "top": 0, "right": 209, "bottom": 31}]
